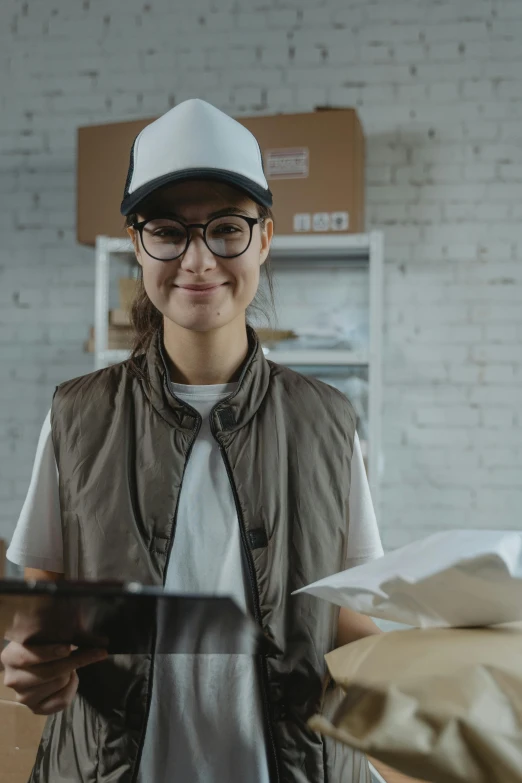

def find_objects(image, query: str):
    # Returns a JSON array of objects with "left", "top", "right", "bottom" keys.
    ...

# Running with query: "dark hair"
[{"left": 124, "top": 202, "right": 275, "bottom": 381}]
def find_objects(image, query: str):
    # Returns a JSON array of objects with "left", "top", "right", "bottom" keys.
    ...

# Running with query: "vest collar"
[{"left": 145, "top": 326, "right": 271, "bottom": 435}]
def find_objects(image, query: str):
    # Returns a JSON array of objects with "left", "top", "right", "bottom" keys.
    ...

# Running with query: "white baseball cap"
[{"left": 120, "top": 98, "right": 273, "bottom": 215}]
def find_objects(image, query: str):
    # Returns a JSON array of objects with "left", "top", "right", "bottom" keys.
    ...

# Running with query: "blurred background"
[{"left": 0, "top": 0, "right": 521, "bottom": 566}]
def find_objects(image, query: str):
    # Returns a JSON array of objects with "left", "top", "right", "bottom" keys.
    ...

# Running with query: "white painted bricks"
[{"left": 0, "top": 0, "right": 521, "bottom": 557}]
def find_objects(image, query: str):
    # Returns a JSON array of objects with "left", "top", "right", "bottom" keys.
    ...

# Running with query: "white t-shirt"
[{"left": 7, "top": 382, "right": 383, "bottom": 783}]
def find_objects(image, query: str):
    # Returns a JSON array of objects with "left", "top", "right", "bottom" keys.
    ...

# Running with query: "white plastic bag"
[{"left": 295, "top": 530, "right": 522, "bottom": 627}]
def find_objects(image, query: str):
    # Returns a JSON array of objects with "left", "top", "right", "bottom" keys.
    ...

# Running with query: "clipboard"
[{"left": 0, "top": 580, "right": 280, "bottom": 656}]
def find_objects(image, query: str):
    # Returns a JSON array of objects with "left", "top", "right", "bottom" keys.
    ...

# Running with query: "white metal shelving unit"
[{"left": 94, "top": 232, "right": 384, "bottom": 514}]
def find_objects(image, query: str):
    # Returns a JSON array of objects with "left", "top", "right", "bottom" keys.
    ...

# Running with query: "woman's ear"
[
  {"left": 126, "top": 226, "right": 143, "bottom": 267},
  {"left": 259, "top": 218, "right": 274, "bottom": 267}
]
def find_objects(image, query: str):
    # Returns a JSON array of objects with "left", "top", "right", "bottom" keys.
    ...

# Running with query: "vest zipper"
[
  {"left": 131, "top": 401, "right": 202, "bottom": 783},
  {"left": 215, "top": 438, "right": 282, "bottom": 783}
]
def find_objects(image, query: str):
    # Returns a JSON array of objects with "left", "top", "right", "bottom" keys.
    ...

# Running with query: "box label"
[
  {"left": 293, "top": 213, "right": 311, "bottom": 232},
  {"left": 312, "top": 212, "right": 330, "bottom": 231},
  {"left": 330, "top": 211, "right": 350, "bottom": 231},
  {"left": 265, "top": 147, "right": 309, "bottom": 179}
]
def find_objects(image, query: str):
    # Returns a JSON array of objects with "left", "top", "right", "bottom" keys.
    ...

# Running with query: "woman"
[{"left": 2, "top": 99, "right": 383, "bottom": 783}]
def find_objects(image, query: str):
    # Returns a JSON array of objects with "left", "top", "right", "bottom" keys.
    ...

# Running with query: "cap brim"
[{"left": 121, "top": 168, "right": 273, "bottom": 215}]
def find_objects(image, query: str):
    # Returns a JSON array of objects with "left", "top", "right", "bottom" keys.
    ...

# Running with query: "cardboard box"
[
  {"left": 119, "top": 278, "right": 139, "bottom": 313},
  {"left": 77, "top": 108, "right": 365, "bottom": 245},
  {"left": 77, "top": 117, "right": 155, "bottom": 246},
  {"left": 110, "top": 308, "right": 131, "bottom": 327},
  {"left": 84, "top": 325, "right": 134, "bottom": 353},
  {"left": 0, "top": 682, "right": 413, "bottom": 783},
  {"left": 0, "top": 673, "right": 46, "bottom": 783},
  {"left": 369, "top": 759, "right": 426, "bottom": 783},
  {"left": 239, "top": 109, "right": 365, "bottom": 236}
]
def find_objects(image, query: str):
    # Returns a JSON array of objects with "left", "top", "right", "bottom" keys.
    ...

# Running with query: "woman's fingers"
[
  {"left": 15, "top": 672, "right": 73, "bottom": 707},
  {"left": 3, "top": 645, "right": 107, "bottom": 687},
  {"left": 1, "top": 642, "right": 73, "bottom": 670},
  {"left": 32, "top": 671, "right": 80, "bottom": 716},
  {"left": 27, "top": 647, "right": 109, "bottom": 681},
  {"left": 1, "top": 641, "right": 108, "bottom": 716},
  {"left": 2, "top": 642, "right": 107, "bottom": 707}
]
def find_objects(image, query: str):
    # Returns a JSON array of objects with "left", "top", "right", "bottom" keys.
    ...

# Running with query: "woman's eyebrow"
[
  {"left": 206, "top": 206, "right": 253, "bottom": 219},
  {"left": 145, "top": 206, "right": 253, "bottom": 221}
]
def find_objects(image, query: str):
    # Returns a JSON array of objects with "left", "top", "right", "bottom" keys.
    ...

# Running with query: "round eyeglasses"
[{"left": 131, "top": 214, "right": 262, "bottom": 262}]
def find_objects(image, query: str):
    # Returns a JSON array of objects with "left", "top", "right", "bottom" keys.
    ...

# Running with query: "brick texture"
[{"left": 0, "top": 0, "right": 521, "bottom": 555}]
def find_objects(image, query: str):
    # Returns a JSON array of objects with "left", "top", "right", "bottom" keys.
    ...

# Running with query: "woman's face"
[{"left": 128, "top": 180, "right": 273, "bottom": 334}]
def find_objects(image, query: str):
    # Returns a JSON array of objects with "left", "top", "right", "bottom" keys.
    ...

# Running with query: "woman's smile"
[{"left": 174, "top": 282, "right": 228, "bottom": 297}]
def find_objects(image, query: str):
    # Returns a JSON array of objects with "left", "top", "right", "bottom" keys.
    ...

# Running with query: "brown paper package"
[{"left": 310, "top": 623, "right": 522, "bottom": 783}]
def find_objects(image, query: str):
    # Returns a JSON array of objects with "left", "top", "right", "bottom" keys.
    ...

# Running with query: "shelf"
[
  {"left": 98, "top": 349, "right": 131, "bottom": 364},
  {"left": 96, "top": 234, "right": 372, "bottom": 268},
  {"left": 265, "top": 350, "right": 368, "bottom": 366},
  {"left": 99, "top": 234, "right": 372, "bottom": 254},
  {"left": 270, "top": 235, "right": 371, "bottom": 268},
  {"left": 94, "top": 229, "right": 383, "bottom": 518},
  {"left": 99, "top": 349, "right": 368, "bottom": 367},
  {"left": 271, "top": 234, "right": 371, "bottom": 258},
  {"left": 100, "top": 238, "right": 133, "bottom": 254}
]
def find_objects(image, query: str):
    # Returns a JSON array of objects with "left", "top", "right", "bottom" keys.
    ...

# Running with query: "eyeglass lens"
[{"left": 141, "top": 216, "right": 252, "bottom": 260}]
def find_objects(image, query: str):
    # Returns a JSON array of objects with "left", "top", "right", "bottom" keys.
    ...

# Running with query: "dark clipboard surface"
[{"left": 0, "top": 580, "right": 279, "bottom": 656}]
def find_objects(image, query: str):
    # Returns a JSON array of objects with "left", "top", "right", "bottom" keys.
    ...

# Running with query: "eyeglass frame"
[{"left": 131, "top": 214, "right": 263, "bottom": 262}]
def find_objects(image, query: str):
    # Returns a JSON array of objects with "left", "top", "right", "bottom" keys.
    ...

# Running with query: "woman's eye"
[
  {"left": 154, "top": 229, "right": 183, "bottom": 239},
  {"left": 214, "top": 224, "right": 240, "bottom": 234}
]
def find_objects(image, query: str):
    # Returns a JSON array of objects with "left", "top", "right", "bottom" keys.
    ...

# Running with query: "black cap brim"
[{"left": 121, "top": 168, "right": 273, "bottom": 216}]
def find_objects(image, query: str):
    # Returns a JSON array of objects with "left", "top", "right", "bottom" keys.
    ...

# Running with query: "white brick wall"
[{"left": 0, "top": 0, "right": 521, "bottom": 556}]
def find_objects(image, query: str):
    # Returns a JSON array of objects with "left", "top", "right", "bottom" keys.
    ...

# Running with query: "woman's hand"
[{"left": 1, "top": 642, "right": 108, "bottom": 715}]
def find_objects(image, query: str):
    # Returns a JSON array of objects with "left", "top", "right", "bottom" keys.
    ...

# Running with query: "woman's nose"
[{"left": 179, "top": 231, "right": 217, "bottom": 273}]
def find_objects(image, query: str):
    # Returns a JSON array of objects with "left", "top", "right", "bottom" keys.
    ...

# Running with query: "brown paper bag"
[
  {"left": 0, "top": 670, "right": 46, "bottom": 783},
  {"left": 310, "top": 624, "right": 522, "bottom": 783}
]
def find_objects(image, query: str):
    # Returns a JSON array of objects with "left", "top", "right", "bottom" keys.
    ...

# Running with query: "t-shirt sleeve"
[
  {"left": 345, "top": 432, "right": 384, "bottom": 569},
  {"left": 6, "top": 410, "right": 64, "bottom": 573}
]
